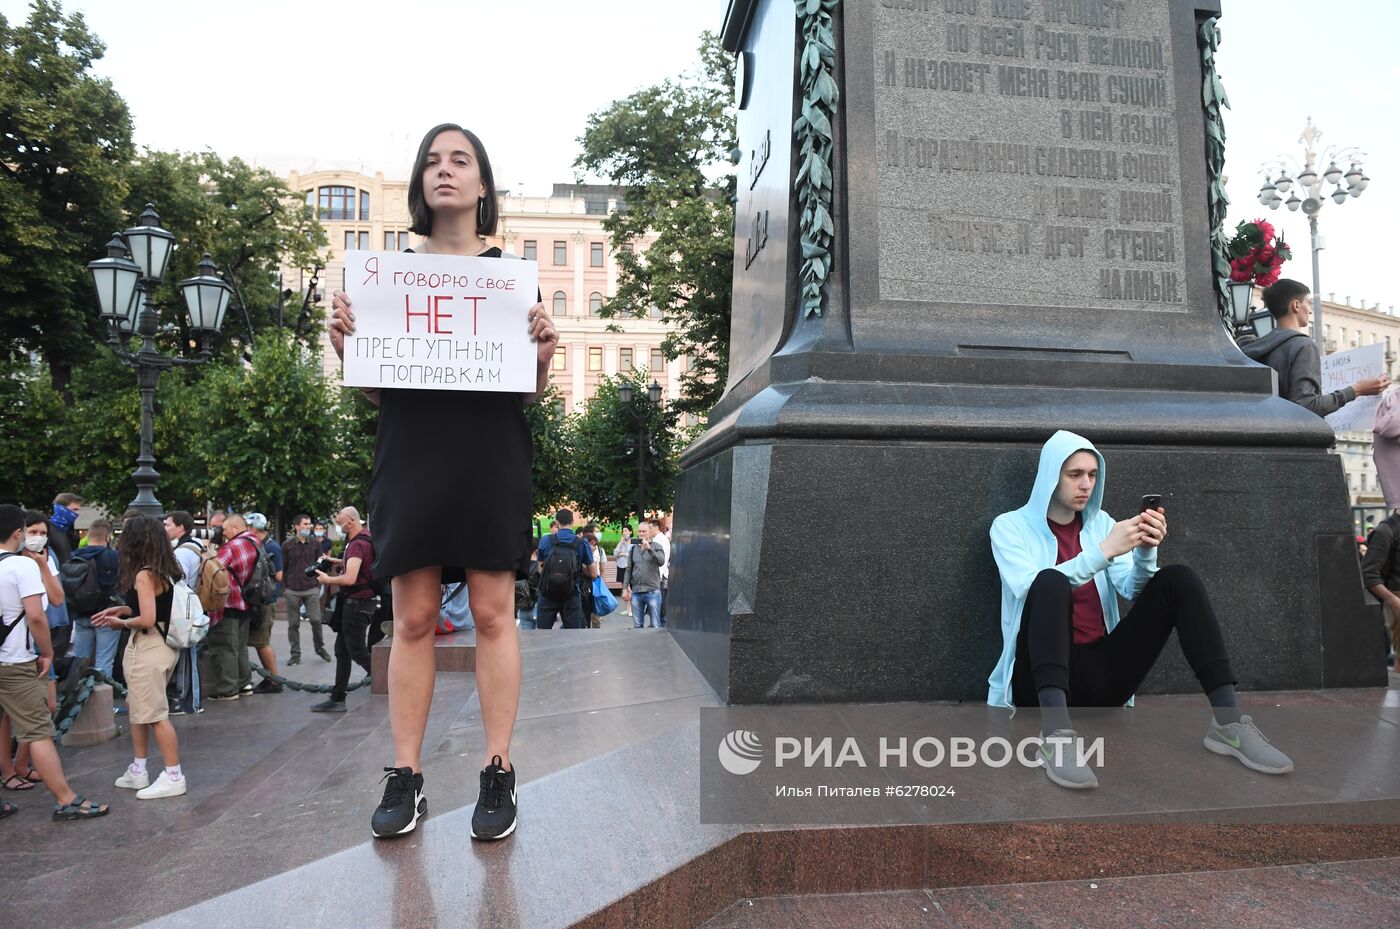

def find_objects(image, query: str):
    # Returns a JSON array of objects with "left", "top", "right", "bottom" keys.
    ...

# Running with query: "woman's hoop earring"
[{"left": 477, "top": 197, "right": 486, "bottom": 232}]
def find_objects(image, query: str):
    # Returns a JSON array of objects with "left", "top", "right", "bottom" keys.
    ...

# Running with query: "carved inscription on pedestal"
[{"left": 874, "top": 0, "right": 1188, "bottom": 312}]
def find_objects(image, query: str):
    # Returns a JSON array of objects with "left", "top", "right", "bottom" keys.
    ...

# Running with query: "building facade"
[{"left": 283, "top": 171, "right": 684, "bottom": 413}]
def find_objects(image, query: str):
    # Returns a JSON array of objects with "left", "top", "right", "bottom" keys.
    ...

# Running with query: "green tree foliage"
[
  {"left": 120, "top": 150, "right": 328, "bottom": 362},
  {"left": 575, "top": 32, "right": 736, "bottom": 418},
  {"left": 187, "top": 332, "right": 340, "bottom": 525},
  {"left": 61, "top": 353, "right": 203, "bottom": 514},
  {"left": 566, "top": 371, "right": 679, "bottom": 525},
  {"left": 0, "top": 0, "right": 134, "bottom": 394},
  {"left": 526, "top": 383, "right": 572, "bottom": 517},
  {"left": 332, "top": 387, "right": 378, "bottom": 516},
  {"left": 0, "top": 358, "right": 67, "bottom": 508}
]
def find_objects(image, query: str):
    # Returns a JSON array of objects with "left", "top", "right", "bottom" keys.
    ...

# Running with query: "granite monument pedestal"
[{"left": 669, "top": 0, "right": 1382, "bottom": 703}]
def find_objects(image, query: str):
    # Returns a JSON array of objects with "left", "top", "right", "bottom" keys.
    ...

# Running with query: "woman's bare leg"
[
  {"left": 466, "top": 570, "right": 520, "bottom": 770},
  {"left": 389, "top": 566, "right": 443, "bottom": 772}
]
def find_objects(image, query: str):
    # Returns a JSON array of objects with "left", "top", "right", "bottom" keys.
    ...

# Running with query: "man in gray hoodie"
[{"left": 1241, "top": 279, "right": 1388, "bottom": 416}]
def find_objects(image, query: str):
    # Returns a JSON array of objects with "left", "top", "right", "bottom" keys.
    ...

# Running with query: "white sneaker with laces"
[
  {"left": 136, "top": 771, "right": 187, "bottom": 799},
  {"left": 114, "top": 766, "right": 149, "bottom": 790}
]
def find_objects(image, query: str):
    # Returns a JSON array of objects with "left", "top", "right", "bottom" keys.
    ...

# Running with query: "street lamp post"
[
  {"left": 1257, "top": 118, "right": 1372, "bottom": 353},
  {"left": 618, "top": 380, "right": 664, "bottom": 525},
  {"left": 87, "top": 204, "right": 232, "bottom": 516}
]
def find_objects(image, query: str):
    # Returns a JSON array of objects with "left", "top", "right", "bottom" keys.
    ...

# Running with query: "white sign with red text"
[
  {"left": 1323, "top": 342, "right": 1384, "bottom": 434},
  {"left": 341, "top": 250, "right": 538, "bottom": 393}
]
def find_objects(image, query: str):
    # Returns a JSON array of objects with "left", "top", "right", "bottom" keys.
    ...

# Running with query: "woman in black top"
[
  {"left": 329, "top": 123, "right": 558, "bottom": 841},
  {"left": 91, "top": 515, "right": 188, "bottom": 800}
]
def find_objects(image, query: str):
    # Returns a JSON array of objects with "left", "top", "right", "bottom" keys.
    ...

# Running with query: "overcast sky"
[{"left": 3, "top": 0, "right": 1395, "bottom": 314}]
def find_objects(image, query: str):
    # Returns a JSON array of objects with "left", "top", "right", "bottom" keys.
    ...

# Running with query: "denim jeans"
[
  {"left": 517, "top": 606, "right": 538, "bottom": 630},
  {"left": 632, "top": 590, "right": 662, "bottom": 628},
  {"left": 166, "top": 642, "right": 201, "bottom": 712},
  {"left": 70, "top": 616, "right": 121, "bottom": 677}
]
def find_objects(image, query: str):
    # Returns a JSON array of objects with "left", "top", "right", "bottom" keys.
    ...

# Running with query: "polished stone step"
[{"left": 370, "top": 629, "right": 476, "bottom": 694}]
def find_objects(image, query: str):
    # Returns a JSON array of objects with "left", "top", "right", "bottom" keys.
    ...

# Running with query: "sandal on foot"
[
  {"left": 20, "top": 767, "right": 42, "bottom": 783},
  {"left": 52, "top": 795, "right": 109, "bottom": 821},
  {"left": 0, "top": 799, "right": 16, "bottom": 819},
  {"left": 2, "top": 774, "right": 35, "bottom": 791}
]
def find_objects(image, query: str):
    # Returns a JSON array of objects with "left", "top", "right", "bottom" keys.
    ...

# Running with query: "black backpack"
[
  {"left": 240, "top": 538, "right": 277, "bottom": 611},
  {"left": 539, "top": 533, "right": 581, "bottom": 600},
  {"left": 61, "top": 553, "right": 109, "bottom": 616}
]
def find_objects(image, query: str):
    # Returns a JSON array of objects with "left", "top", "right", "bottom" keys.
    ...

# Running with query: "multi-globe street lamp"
[
  {"left": 618, "top": 379, "right": 664, "bottom": 526},
  {"left": 1255, "top": 118, "right": 1372, "bottom": 352},
  {"left": 87, "top": 204, "right": 232, "bottom": 516}
]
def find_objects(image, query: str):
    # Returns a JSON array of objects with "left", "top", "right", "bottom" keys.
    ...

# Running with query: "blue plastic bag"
[{"left": 591, "top": 576, "right": 619, "bottom": 616}]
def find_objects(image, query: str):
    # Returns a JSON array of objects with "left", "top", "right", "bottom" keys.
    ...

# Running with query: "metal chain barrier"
[
  {"left": 52, "top": 668, "right": 127, "bottom": 741},
  {"left": 49, "top": 664, "right": 370, "bottom": 741},
  {"left": 252, "top": 665, "right": 371, "bottom": 694}
]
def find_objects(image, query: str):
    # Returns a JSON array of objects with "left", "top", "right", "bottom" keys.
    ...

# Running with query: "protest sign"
[
  {"left": 1323, "top": 342, "right": 1384, "bottom": 434},
  {"left": 341, "top": 250, "right": 538, "bottom": 393}
]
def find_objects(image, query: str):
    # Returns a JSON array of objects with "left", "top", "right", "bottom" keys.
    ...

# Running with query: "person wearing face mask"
[
  {"left": 311, "top": 508, "right": 376, "bottom": 714},
  {"left": 0, "top": 511, "right": 69, "bottom": 789},
  {"left": 282, "top": 514, "right": 330, "bottom": 665},
  {"left": 0, "top": 504, "right": 108, "bottom": 820},
  {"left": 46, "top": 493, "right": 83, "bottom": 566}
]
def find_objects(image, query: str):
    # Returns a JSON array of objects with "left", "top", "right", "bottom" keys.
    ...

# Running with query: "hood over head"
[{"left": 1021, "top": 430, "right": 1106, "bottom": 524}]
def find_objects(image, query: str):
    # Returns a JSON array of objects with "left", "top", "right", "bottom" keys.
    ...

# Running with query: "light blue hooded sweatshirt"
[{"left": 986, "top": 430, "right": 1158, "bottom": 708}]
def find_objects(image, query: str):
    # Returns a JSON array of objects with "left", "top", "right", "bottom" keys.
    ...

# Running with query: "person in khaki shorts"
[
  {"left": 0, "top": 504, "right": 108, "bottom": 821},
  {"left": 91, "top": 515, "right": 189, "bottom": 800}
]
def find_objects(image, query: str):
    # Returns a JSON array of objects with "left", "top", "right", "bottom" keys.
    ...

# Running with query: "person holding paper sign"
[
  {"left": 328, "top": 124, "right": 557, "bottom": 842},
  {"left": 1242, "top": 279, "right": 1389, "bottom": 417}
]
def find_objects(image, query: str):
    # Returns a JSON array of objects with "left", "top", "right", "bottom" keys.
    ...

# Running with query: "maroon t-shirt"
[{"left": 1047, "top": 515, "right": 1107, "bottom": 644}]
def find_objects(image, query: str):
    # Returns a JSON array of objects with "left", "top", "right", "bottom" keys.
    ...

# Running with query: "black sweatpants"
[
  {"left": 331, "top": 597, "right": 375, "bottom": 701},
  {"left": 1011, "top": 564, "right": 1237, "bottom": 708}
]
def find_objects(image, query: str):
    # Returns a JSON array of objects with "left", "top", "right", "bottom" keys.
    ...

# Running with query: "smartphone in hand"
[{"left": 1140, "top": 494, "right": 1164, "bottom": 513}]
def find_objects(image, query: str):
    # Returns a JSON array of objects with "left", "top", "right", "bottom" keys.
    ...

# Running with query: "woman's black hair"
[
  {"left": 116, "top": 514, "right": 181, "bottom": 593},
  {"left": 407, "top": 123, "right": 499, "bottom": 238}
]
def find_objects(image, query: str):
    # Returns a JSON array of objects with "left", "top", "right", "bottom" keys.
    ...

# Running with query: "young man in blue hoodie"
[{"left": 989, "top": 431, "right": 1293, "bottom": 789}]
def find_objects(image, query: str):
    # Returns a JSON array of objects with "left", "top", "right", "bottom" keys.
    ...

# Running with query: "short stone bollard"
[{"left": 61, "top": 683, "right": 118, "bottom": 747}]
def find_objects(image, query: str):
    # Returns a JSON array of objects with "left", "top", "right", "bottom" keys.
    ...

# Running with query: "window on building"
[
  {"left": 552, "top": 347, "right": 567, "bottom": 371},
  {"left": 345, "top": 231, "right": 355, "bottom": 252},
  {"left": 589, "top": 292, "right": 603, "bottom": 316},
  {"left": 398, "top": 231, "right": 410, "bottom": 251},
  {"left": 318, "top": 186, "right": 356, "bottom": 221},
  {"left": 360, "top": 190, "right": 370, "bottom": 221},
  {"left": 588, "top": 347, "right": 603, "bottom": 371},
  {"left": 553, "top": 291, "right": 567, "bottom": 316},
  {"left": 523, "top": 240, "right": 537, "bottom": 261},
  {"left": 619, "top": 348, "right": 634, "bottom": 370},
  {"left": 650, "top": 348, "right": 664, "bottom": 371},
  {"left": 585, "top": 197, "right": 609, "bottom": 215},
  {"left": 590, "top": 242, "right": 604, "bottom": 267},
  {"left": 385, "top": 232, "right": 396, "bottom": 250},
  {"left": 304, "top": 190, "right": 315, "bottom": 216},
  {"left": 554, "top": 241, "right": 568, "bottom": 265},
  {"left": 1341, "top": 327, "right": 1348, "bottom": 346},
  {"left": 357, "top": 231, "right": 369, "bottom": 250},
  {"left": 649, "top": 304, "right": 662, "bottom": 319}
]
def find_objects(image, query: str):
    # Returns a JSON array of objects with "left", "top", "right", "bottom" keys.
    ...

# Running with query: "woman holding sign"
[{"left": 329, "top": 124, "right": 557, "bottom": 841}]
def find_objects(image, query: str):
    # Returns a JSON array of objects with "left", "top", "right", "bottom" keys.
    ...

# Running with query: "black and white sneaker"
[
  {"left": 470, "top": 755, "right": 517, "bottom": 840},
  {"left": 370, "top": 766, "right": 426, "bottom": 839}
]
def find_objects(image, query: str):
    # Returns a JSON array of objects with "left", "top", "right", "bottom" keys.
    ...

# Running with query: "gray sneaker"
[
  {"left": 1038, "top": 729, "right": 1099, "bottom": 789},
  {"left": 1204, "top": 715, "right": 1294, "bottom": 774}
]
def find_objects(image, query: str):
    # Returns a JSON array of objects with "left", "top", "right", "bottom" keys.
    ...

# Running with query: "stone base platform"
[
  {"left": 369, "top": 629, "right": 476, "bottom": 694},
  {"left": 11, "top": 630, "right": 1398, "bottom": 929}
]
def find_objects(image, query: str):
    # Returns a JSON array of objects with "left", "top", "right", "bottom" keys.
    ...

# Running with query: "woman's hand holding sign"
[
  {"left": 330, "top": 289, "right": 354, "bottom": 361},
  {"left": 527, "top": 301, "right": 557, "bottom": 365}
]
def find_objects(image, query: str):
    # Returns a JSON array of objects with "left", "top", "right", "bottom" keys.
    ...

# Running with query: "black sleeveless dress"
[{"left": 366, "top": 247, "right": 535, "bottom": 584}]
